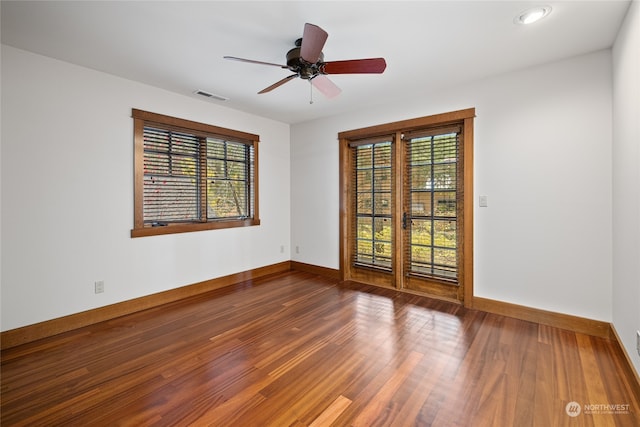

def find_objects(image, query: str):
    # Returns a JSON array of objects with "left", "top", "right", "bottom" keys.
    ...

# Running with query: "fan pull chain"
[{"left": 309, "top": 80, "right": 314, "bottom": 104}]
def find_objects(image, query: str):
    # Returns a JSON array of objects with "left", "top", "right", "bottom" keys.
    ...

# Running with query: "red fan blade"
[
  {"left": 258, "top": 74, "right": 298, "bottom": 94},
  {"left": 311, "top": 75, "right": 341, "bottom": 99},
  {"left": 300, "top": 23, "right": 328, "bottom": 64},
  {"left": 321, "top": 58, "right": 387, "bottom": 74},
  {"left": 224, "top": 56, "right": 288, "bottom": 68}
]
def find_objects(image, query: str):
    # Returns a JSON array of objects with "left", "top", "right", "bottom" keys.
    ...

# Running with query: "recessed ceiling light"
[{"left": 514, "top": 6, "right": 552, "bottom": 25}]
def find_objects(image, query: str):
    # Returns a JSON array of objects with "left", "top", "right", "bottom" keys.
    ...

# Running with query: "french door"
[{"left": 339, "top": 109, "right": 474, "bottom": 305}]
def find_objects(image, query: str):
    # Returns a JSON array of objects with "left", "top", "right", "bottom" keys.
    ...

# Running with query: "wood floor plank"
[
  {"left": 2, "top": 271, "right": 639, "bottom": 426},
  {"left": 309, "top": 395, "right": 352, "bottom": 427},
  {"left": 577, "top": 333, "right": 617, "bottom": 427},
  {"left": 534, "top": 337, "right": 557, "bottom": 427},
  {"left": 351, "top": 350, "right": 424, "bottom": 426}
]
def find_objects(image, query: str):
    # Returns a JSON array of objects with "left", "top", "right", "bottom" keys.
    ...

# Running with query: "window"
[
  {"left": 339, "top": 108, "right": 474, "bottom": 304},
  {"left": 131, "top": 109, "right": 259, "bottom": 237}
]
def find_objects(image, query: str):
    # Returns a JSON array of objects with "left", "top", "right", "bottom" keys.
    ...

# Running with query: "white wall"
[
  {"left": 612, "top": 0, "right": 640, "bottom": 375},
  {"left": 1, "top": 45, "right": 291, "bottom": 331},
  {"left": 291, "top": 49, "right": 613, "bottom": 322}
]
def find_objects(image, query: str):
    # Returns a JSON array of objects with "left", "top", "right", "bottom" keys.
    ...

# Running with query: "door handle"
[{"left": 402, "top": 212, "right": 408, "bottom": 230}]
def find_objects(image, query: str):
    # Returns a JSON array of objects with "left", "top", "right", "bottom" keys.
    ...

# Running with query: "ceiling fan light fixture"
[{"left": 514, "top": 6, "right": 552, "bottom": 25}]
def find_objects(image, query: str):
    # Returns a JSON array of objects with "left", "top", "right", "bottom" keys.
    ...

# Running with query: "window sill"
[{"left": 131, "top": 218, "right": 260, "bottom": 238}]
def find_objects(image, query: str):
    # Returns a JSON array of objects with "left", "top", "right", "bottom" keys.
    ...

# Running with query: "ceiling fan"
[{"left": 224, "top": 23, "right": 386, "bottom": 101}]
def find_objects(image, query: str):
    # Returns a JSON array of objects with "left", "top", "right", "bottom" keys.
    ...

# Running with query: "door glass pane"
[
  {"left": 357, "top": 217, "right": 372, "bottom": 239},
  {"left": 411, "top": 192, "right": 431, "bottom": 216},
  {"left": 356, "top": 170, "right": 372, "bottom": 191},
  {"left": 432, "top": 163, "right": 456, "bottom": 190},
  {"left": 357, "top": 193, "right": 372, "bottom": 215},
  {"left": 410, "top": 165, "right": 431, "bottom": 189},
  {"left": 374, "top": 192, "right": 392, "bottom": 215},
  {"left": 411, "top": 219, "right": 431, "bottom": 245},
  {"left": 434, "top": 192, "right": 456, "bottom": 217},
  {"left": 434, "top": 220, "right": 456, "bottom": 248},
  {"left": 353, "top": 140, "right": 393, "bottom": 270},
  {"left": 407, "top": 132, "right": 459, "bottom": 281}
]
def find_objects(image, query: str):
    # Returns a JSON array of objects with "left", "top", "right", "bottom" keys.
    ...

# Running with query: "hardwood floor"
[{"left": 2, "top": 271, "right": 639, "bottom": 426}]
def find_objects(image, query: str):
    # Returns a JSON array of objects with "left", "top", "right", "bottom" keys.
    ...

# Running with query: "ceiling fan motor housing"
[{"left": 286, "top": 44, "right": 324, "bottom": 79}]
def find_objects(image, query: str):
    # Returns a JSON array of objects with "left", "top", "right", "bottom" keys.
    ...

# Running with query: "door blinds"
[
  {"left": 351, "top": 136, "right": 394, "bottom": 270},
  {"left": 404, "top": 126, "right": 462, "bottom": 281}
]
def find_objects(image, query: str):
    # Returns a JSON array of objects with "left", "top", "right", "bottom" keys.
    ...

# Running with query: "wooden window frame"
[
  {"left": 131, "top": 109, "right": 260, "bottom": 238},
  {"left": 338, "top": 108, "right": 475, "bottom": 307}
]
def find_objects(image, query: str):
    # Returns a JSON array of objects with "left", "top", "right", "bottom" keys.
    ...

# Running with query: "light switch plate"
[
  {"left": 95, "top": 280, "right": 104, "bottom": 294},
  {"left": 479, "top": 195, "right": 488, "bottom": 207}
]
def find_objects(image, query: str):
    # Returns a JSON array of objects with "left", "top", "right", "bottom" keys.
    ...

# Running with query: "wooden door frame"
[{"left": 338, "top": 108, "right": 475, "bottom": 308}]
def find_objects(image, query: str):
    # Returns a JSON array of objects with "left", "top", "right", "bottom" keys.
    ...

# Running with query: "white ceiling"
[{"left": 1, "top": 1, "right": 631, "bottom": 124}]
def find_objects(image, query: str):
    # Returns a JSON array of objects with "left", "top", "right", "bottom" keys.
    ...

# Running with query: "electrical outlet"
[
  {"left": 94, "top": 280, "right": 104, "bottom": 294},
  {"left": 296, "top": 246, "right": 300, "bottom": 254},
  {"left": 280, "top": 245, "right": 284, "bottom": 253},
  {"left": 636, "top": 331, "right": 640, "bottom": 357}
]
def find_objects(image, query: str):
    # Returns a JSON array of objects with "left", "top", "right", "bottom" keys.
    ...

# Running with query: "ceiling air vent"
[{"left": 193, "top": 90, "right": 229, "bottom": 101}]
